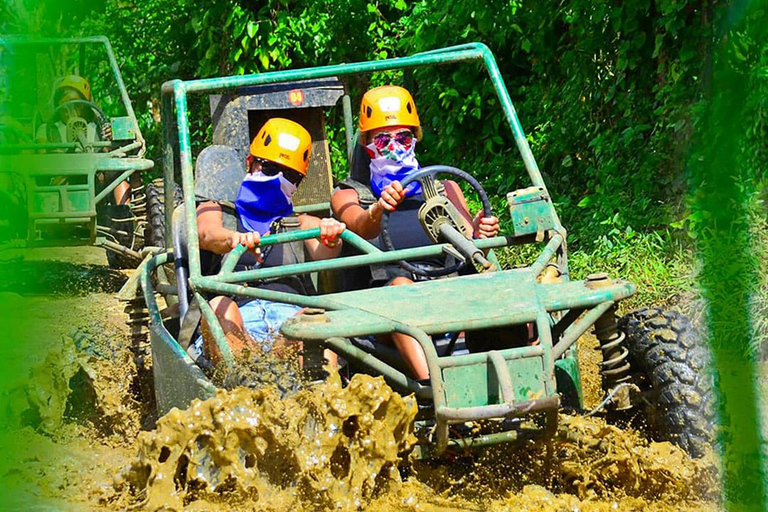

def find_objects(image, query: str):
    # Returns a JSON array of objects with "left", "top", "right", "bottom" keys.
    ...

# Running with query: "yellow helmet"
[
  {"left": 359, "top": 85, "right": 422, "bottom": 140},
  {"left": 249, "top": 118, "right": 312, "bottom": 175},
  {"left": 54, "top": 75, "right": 92, "bottom": 102}
]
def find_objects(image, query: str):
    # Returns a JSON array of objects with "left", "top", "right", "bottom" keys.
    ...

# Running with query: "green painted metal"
[
  {"left": 554, "top": 351, "right": 583, "bottom": 409},
  {"left": 162, "top": 43, "right": 560, "bottom": 285},
  {"left": 141, "top": 252, "right": 216, "bottom": 415},
  {"left": 194, "top": 290, "right": 235, "bottom": 366},
  {"left": 148, "top": 43, "right": 644, "bottom": 455},
  {"left": 210, "top": 234, "right": 508, "bottom": 284},
  {"left": 507, "top": 187, "right": 557, "bottom": 237},
  {"left": 110, "top": 116, "right": 137, "bottom": 141},
  {"left": 323, "top": 337, "right": 432, "bottom": 399},
  {"left": 552, "top": 301, "right": 615, "bottom": 360},
  {"left": 441, "top": 352, "right": 546, "bottom": 408}
]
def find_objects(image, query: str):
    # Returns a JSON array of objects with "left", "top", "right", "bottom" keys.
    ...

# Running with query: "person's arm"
[
  {"left": 196, "top": 201, "right": 261, "bottom": 255},
  {"left": 331, "top": 182, "right": 406, "bottom": 239},
  {"left": 331, "top": 188, "right": 381, "bottom": 239},
  {"left": 300, "top": 214, "right": 346, "bottom": 261},
  {"left": 442, "top": 180, "right": 499, "bottom": 239}
]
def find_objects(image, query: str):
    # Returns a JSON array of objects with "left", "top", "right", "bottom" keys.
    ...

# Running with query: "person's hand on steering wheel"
[
  {"left": 473, "top": 213, "right": 500, "bottom": 239},
  {"left": 378, "top": 181, "right": 407, "bottom": 212}
]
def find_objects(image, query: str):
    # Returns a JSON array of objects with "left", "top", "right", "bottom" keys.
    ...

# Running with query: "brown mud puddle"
[
  {"left": 1, "top": 250, "right": 723, "bottom": 511},
  {"left": 9, "top": 337, "right": 721, "bottom": 512}
]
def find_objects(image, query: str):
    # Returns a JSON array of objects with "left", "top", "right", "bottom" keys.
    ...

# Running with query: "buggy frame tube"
[
  {"left": 552, "top": 301, "right": 615, "bottom": 360},
  {"left": 342, "top": 92, "right": 355, "bottom": 160},
  {"left": 218, "top": 228, "right": 379, "bottom": 274},
  {"left": 209, "top": 234, "right": 509, "bottom": 285},
  {"left": 162, "top": 83, "right": 178, "bottom": 246},
  {"left": 162, "top": 43, "right": 563, "bottom": 283},
  {"left": 323, "top": 337, "right": 432, "bottom": 399},
  {"left": 531, "top": 234, "right": 564, "bottom": 277},
  {"left": 193, "top": 291, "right": 235, "bottom": 366},
  {"left": 93, "top": 169, "right": 134, "bottom": 205}
]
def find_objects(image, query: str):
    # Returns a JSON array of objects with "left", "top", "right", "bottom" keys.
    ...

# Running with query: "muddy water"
[{"left": 2, "top": 248, "right": 724, "bottom": 512}]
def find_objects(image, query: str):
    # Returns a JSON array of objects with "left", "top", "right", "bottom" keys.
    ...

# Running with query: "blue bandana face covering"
[
  {"left": 235, "top": 171, "right": 297, "bottom": 235},
  {"left": 366, "top": 139, "right": 422, "bottom": 197}
]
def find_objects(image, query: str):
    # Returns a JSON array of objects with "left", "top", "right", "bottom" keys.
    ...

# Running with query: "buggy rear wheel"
[
  {"left": 619, "top": 307, "right": 717, "bottom": 457},
  {"left": 144, "top": 178, "right": 182, "bottom": 248}
]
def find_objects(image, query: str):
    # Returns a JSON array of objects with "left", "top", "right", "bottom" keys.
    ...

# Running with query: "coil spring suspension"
[
  {"left": 125, "top": 297, "right": 155, "bottom": 405},
  {"left": 586, "top": 273, "right": 632, "bottom": 410}
]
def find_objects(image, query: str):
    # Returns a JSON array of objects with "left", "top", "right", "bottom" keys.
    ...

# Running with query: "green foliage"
[
  {"left": 61, "top": 0, "right": 766, "bottom": 324},
  {"left": 17, "top": 0, "right": 766, "bottom": 241}
]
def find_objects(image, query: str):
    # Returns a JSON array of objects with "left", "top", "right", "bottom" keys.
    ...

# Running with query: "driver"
[
  {"left": 35, "top": 75, "right": 111, "bottom": 145},
  {"left": 330, "top": 85, "right": 500, "bottom": 382},
  {"left": 195, "top": 117, "right": 345, "bottom": 366},
  {"left": 35, "top": 75, "right": 129, "bottom": 205}
]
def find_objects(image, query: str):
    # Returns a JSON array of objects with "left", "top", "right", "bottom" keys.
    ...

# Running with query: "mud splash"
[
  {"left": 408, "top": 415, "right": 719, "bottom": 508},
  {"left": 113, "top": 374, "right": 418, "bottom": 511},
  {"left": 4, "top": 323, "right": 140, "bottom": 438},
  {"left": 1, "top": 297, "right": 721, "bottom": 511}
]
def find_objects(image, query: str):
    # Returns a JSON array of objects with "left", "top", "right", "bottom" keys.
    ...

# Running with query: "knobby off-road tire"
[
  {"left": 618, "top": 307, "right": 716, "bottom": 458},
  {"left": 144, "top": 178, "right": 182, "bottom": 249}
]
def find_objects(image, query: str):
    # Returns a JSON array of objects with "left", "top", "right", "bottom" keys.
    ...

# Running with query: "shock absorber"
[
  {"left": 586, "top": 273, "right": 632, "bottom": 410},
  {"left": 124, "top": 297, "right": 155, "bottom": 406}
]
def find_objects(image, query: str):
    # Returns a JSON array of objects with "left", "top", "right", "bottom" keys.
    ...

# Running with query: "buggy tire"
[
  {"left": 618, "top": 307, "right": 716, "bottom": 458},
  {"left": 145, "top": 178, "right": 182, "bottom": 248}
]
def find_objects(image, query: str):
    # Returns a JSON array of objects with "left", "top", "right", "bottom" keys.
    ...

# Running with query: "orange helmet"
[
  {"left": 359, "top": 85, "right": 422, "bottom": 140},
  {"left": 249, "top": 118, "right": 312, "bottom": 175},
  {"left": 54, "top": 75, "right": 92, "bottom": 102}
]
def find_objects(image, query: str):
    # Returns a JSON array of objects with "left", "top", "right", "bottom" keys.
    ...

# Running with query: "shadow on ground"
[{"left": 0, "top": 260, "right": 127, "bottom": 296}]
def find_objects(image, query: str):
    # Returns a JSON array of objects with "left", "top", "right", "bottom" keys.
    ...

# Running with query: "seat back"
[{"left": 194, "top": 144, "right": 243, "bottom": 204}]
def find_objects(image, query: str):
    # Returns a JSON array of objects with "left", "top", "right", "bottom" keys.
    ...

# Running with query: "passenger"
[
  {"left": 330, "top": 85, "right": 500, "bottom": 381},
  {"left": 36, "top": 75, "right": 128, "bottom": 205},
  {"left": 195, "top": 117, "right": 345, "bottom": 366}
]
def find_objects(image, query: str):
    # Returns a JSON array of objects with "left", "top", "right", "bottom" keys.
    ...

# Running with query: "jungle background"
[
  {"left": 2, "top": 0, "right": 766, "bottom": 351},
  {"left": 1, "top": 1, "right": 768, "bottom": 507}
]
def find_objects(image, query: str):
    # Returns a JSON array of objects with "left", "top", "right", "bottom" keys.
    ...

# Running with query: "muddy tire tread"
[
  {"left": 619, "top": 307, "right": 716, "bottom": 457},
  {"left": 145, "top": 178, "right": 182, "bottom": 248}
]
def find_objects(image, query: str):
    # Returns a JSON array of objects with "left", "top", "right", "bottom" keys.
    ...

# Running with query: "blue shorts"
[{"left": 192, "top": 299, "right": 303, "bottom": 358}]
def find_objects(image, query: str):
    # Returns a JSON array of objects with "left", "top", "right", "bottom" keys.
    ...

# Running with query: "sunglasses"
[
  {"left": 372, "top": 130, "right": 414, "bottom": 150},
  {"left": 251, "top": 158, "right": 304, "bottom": 185}
]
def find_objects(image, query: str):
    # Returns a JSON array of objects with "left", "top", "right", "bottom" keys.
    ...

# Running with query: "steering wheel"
[
  {"left": 52, "top": 99, "right": 108, "bottom": 126},
  {"left": 50, "top": 99, "right": 109, "bottom": 148},
  {"left": 379, "top": 165, "right": 493, "bottom": 277}
]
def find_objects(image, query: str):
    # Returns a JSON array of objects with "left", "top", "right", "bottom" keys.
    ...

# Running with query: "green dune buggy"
[
  {"left": 0, "top": 36, "right": 167, "bottom": 268},
  {"left": 141, "top": 43, "right": 715, "bottom": 457}
]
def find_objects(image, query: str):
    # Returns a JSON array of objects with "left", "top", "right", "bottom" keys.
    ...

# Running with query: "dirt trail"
[{"left": 0, "top": 247, "right": 724, "bottom": 512}]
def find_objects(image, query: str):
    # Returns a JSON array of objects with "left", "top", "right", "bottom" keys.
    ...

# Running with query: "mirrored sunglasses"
[{"left": 372, "top": 130, "right": 414, "bottom": 150}]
